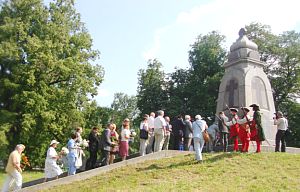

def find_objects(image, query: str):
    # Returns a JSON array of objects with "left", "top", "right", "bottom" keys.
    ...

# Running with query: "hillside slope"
[{"left": 44, "top": 152, "right": 300, "bottom": 192}]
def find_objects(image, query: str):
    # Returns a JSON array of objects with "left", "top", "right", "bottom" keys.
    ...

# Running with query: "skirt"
[
  {"left": 119, "top": 141, "right": 129, "bottom": 157},
  {"left": 44, "top": 160, "right": 63, "bottom": 178}
]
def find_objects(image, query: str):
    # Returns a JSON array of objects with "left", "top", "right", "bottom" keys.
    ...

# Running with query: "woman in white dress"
[{"left": 44, "top": 140, "right": 63, "bottom": 181}]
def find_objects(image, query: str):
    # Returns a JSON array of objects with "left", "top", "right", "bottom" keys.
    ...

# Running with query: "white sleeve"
[
  {"left": 140, "top": 122, "right": 144, "bottom": 130},
  {"left": 237, "top": 117, "right": 247, "bottom": 124},
  {"left": 48, "top": 147, "right": 57, "bottom": 158}
]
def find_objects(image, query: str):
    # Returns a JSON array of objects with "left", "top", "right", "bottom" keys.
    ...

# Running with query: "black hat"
[
  {"left": 241, "top": 107, "right": 250, "bottom": 112},
  {"left": 230, "top": 108, "right": 238, "bottom": 112},
  {"left": 249, "top": 104, "right": 259, "bottom": 108}
]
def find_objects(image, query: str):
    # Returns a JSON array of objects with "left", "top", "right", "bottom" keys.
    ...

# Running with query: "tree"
[
  {"left": 111, "top": 92, "right": 140, "bottom": 127},
  {"left": 0, "top": 0, "right": 104, "bottom": 165},
  {"left": 187, "top": 31, "right": 227, "bottom": 118},
  {"left": 165, "top": 68, "right": 190, "bottom": 117},
  {"left": 136, "top": 59, "right": 168, "bottom": 116}
]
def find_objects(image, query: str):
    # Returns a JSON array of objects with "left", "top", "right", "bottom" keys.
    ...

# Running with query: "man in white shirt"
[
  {"left": 154, "top": 110, "right": 166, "bottom": 152},
  {"left": 146, "top": 112, "right": 155, "bottom": 154},
  {"left": 274, "top": 111, "right": 288, "bottom": 152}
]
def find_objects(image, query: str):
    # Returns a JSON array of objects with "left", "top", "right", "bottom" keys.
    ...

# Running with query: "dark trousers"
[
  {"left": 88, "top": 150, "right": 98, "bottom": 169},
  {"left": 221, "top": 132, "right": 229, "bottom": 152},
  {"left": 173, "top": 135, "right": 181, "bottom": 150},
  {"left": 101, "top": 150, "right": 110, "bottom": 166},
  {"left": 275, "top": 130, "right": 286, "bottom": 152},
  {"left": 184, "top": 138, "right": 192, "bottom": 151}
]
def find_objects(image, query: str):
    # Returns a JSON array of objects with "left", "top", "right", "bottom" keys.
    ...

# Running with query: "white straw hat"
[{"left": 50, "top": 140, "right": 59, "bottom": 146}]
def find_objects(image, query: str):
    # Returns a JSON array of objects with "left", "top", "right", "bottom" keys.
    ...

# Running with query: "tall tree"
[
  {"left": 0, "top": 0, "right": 104, "bottom": 165},
  {"left": 136, "top": 59, "right": 168, "bottom": 116},
  {"left": 165, "top": 68, "right": 190, "bottom": 117},
  {"left": 187, "top": 31, "right": 227, "bottom": 118},
  {"left": 111, "top": 92, "right": 140, "bottom": 127}
]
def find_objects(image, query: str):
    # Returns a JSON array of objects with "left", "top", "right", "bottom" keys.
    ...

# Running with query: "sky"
[{"left": 71, "top": 0, "right": 300, "bottom": 107}]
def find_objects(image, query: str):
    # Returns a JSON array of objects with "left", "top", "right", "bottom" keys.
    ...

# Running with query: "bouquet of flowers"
[
  {"left": 130, "top": 129, "right": 137, "bottom": 137},
  {"left": 60, "top": 147, "right": 69, "bottom": 156},
  {"left": 21, "top": 154, "right": 30, "bottom": 170},
  {"left": 81, "top": 139, "right": 89, "bottom": 148}
]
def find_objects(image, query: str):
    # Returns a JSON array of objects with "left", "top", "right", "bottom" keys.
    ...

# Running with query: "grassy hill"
[{"left": 43, "top": 152, "right": 300, "bottom": 192}]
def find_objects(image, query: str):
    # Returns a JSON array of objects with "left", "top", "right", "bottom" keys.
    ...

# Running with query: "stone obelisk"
[{"left": 216, "top": 28, "right": 276, "bottom": 145}]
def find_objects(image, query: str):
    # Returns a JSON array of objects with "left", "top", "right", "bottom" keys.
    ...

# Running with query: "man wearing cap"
[
  {"left": 249, "top": 104, "right": 266, "bottom": 153},
  {"left": 225, "top": 108, "right": 240, "bottom": 152},
  {"left": 274, "top": 111, "right": 288, "bottom": 152},
  {"left": 192, "top": 115, "right": 208, "bottom": 162},
  {"left": 237, "top": 107, "right": 252, "bottom": 152},
  {"left": 2, "top": 144, "right": 25, "bottom": 192}
]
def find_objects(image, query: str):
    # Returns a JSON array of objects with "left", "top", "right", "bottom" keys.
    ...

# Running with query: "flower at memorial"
[{"left": 21, "top": 154, "right": 31, "bottom": 170}]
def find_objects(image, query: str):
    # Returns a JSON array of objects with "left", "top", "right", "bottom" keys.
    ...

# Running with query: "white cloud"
[
  {"left": 142, "top": 26, "right": 169, "bottom": 61},
  {"left": 143, "top": 0, "right": 300, "bottom": 71}
]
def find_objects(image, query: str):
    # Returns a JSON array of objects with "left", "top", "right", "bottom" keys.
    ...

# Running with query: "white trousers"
[
  {"left": 154, "top": 129, "right": 164, "bottom": 152},
  {"left": 193, "top": 137, "right": 204, "bottom": 161},
  {"left": 2, "top": 170, "right": 22, "bottom": 192},
  {"left": 139, "top": 139, "right": 148, "bottom": 156}
]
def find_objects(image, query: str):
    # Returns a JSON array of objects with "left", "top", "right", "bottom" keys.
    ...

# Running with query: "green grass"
[
  {"left": 0, "top": 169, "right": 44, "bottom": 187},
  {"left": 43, "top": 152, "right": 300, "bottom": 192}
]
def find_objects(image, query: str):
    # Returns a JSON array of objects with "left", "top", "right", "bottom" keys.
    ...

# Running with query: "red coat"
[{"left": 229, "top": 116, "right": 240, "bottom": 138}]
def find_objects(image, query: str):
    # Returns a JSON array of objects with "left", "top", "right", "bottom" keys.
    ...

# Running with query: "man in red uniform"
[
  {"left": 249, "top": 104, "right": 266, "bottom": 153},
  {"left": 237, "top": 107, "right": 251, "bottom": 152},
  {"left": 225, "top": 108, "right": 240, "bottom": 152}
]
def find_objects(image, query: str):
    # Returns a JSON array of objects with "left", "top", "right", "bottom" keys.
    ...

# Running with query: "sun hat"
[{"left": 50, "top": 140, "right": 59, "bottom": 146}]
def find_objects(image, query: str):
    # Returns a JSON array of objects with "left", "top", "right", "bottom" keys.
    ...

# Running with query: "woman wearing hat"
[
  {"left": 225, "top": 108, "right": 240, "bottom": 152},
  {"left": 44, "top": 140, "right": 63, "bottom": 181}
]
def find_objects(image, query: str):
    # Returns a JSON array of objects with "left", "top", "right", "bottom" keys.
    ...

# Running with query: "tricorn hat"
[
  {"left": 249, "top": 104, "right": 259, "bottom": 108},
  {"left": 241, "top": 107, "right": 250, "bottom": 112},
  {"left": 230, "top": 108, "right": 238, "bottom": 112}
]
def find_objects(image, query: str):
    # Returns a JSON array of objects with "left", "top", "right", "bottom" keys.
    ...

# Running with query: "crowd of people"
[{"left": 2, "top": 103, "right": 290, "bottom": 191}]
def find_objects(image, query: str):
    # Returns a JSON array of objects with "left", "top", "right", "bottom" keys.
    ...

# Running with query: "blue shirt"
[{"left": 67, "top": 139, "right": 77, "bottom": 157}]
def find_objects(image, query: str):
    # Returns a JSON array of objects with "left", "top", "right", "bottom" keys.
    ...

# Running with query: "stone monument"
[{"left": 216, "top": 28, "right": 276, "bottom": 144}]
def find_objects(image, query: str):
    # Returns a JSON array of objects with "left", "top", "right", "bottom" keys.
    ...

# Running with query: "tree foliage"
[
  {"left": 111, "top": 92, "right": 140, "bottom": 127},
  {"left": 0, "top": 0, "right": 104, "bottom": 165},
  {"left": 136, "top": 59, "right": 168, "bottom": 116},
  {"left": 186, "top": 31, "right": 227, "bottom": 118}
]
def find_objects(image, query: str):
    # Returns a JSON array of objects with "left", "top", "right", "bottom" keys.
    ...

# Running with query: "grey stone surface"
[
  {"left": 20, "top": 150, "right": 192, "bottom": 192},
  {"left": 216, "top": 28, "right": 277, "bottom": 145}
]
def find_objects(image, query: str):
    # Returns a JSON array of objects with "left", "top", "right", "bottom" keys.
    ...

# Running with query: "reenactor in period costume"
[
  {"left": 225, "top": 108, "right": 240, "bottom": 152},
  {"left": 249, "top": 104, "right": 266, "bottom": 153},
  {"left": 237, "top": 107, "right": 251, "bottom": 152}
]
